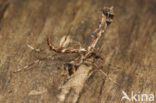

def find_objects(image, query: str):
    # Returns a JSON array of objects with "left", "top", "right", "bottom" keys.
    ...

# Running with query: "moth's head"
[{"left": 102, "top": 6, "right": 114, "bottom": 25}]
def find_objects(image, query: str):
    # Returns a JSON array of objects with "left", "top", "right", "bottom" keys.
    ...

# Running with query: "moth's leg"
[
  {"left": 63, "top": 55, "right": 82, "bottom": 76},
  {"left": 66, "top": 64, "right": 76, "bottom": 76},
  {"left": 86, "top": 59, "right": 120, "bottom": 86},
  {"left": 14, "top": 54, "right": 57, "bottom": 73},
  {"left": 64, "top": 56, "right": 82, "bottom": 75},
  {"left": 27, "top": 44, "right": 41, "bottom": 52}
]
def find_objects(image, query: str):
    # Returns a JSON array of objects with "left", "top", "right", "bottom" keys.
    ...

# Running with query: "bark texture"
[{"left": 0, "top": 0, "right": 156, "bottom": 103}]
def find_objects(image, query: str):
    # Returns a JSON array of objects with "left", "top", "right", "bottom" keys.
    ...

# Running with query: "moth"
[
  {"left": 15, "top": 7, "right": 117, "bottom": 84},
  {"left": 47, "top": 7, "right": 114, "bottom": 75}
]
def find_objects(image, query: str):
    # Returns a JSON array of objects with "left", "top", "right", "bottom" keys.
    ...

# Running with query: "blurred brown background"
[{"left": 0, "top": 0, "right": 156, "bottom": 103}]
